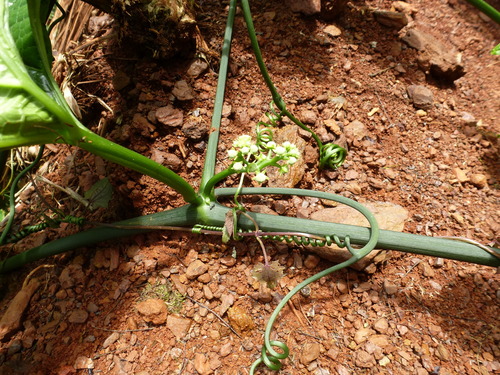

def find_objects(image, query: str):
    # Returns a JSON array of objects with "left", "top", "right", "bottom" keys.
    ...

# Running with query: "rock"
[
  {"left": 194, "top": 353, "right": 212, "bottom": 375},
  {"left": 167, "top": 315, "right": 192, "bottom": 339},
  {"left": 393, "top": 1, "right": 418, "bottom": 14},
  {"left": 407, "top": 85, "right": 434, "bottom": 110},
  {"left": 218, "top": 294, "right": 234, "bottom": 316},
  {"left": 383, "top": 280, "right": 398, "bottom": 295},
  {"left": 470, "top": 173, "right": 487, "bottom": 188},
  {"left": 187, "top": 59, "right": 209, "bottom": 78},
  {"left": 451, "top": 212, "right": 465, "bottom": 224},
  {"left": 461, "top": 112, "right": 477, "bottom": 125},
  {"left": 373, "top": 10, "right": 408, "bottom": 29},
  {"left": 367, "top": 335, "right": 390, "bottom": 348},
  {"left": 401, "top": 28, "right": 465, "bottom": 82},
  {"left": 250, "top": 205, "right": 279, "bottom": 215},
  {"left": 59, "top": 264, "right": 85, "bottom": 289},
  {"left": 301, "top": 109, "right": 318, "bottom": 124},
  {"left": 68, "top": 309, "right": 88, "bottom": 324},
  {"left": 324, "top": 24, "right": 342, "bottom": 37},
  {"left": 301, "top": 342, "right": 321, "bottom": 365},
  {"left": 420, "top": 262, "right": 435, "bottom": 277},
  {"left": 155, "top": 105, "right": 183, "bottom": 127},
  {"left": 227, "top": 306, "right": 255, "bottom": 334},
  {"left": 182, "top": 117, "right": 208, "bottom": 140},
  {"left": 102, "top": 332, "right": 120, "bottom": 349},
  {"left": 287, "top": 0, "right": 321, "bottom": 15},
  {"left": 112, "top": 71, "right": 130, "bottom": 90},
  {"left": 74, "top": 356, "right": 94, "bottom": 370},
  {"left": 163, "top": 153, "right": 183, "bottom": 171},
  {"left": 309, "top": 202, "right": 407, "bottom": 270},
  {"left": 373, "top": 318, "right": 389, "bottom": 334},
  {"left": 267, "top": 125, "right": 307, "bottom": 188},
  {"left": 172, "top": 80, "right": 194, "bottom": 101},
  {"left": 452, "top": 167, "right": 468, "bottom": 183},
  {"left": 355, "top": 350, "right": 376, "bottom": 368},
  {"left": 136, "top": 299, "right": 168, "bottom": 325},
  {"left": 354, "top": 327, "right": 373, "bottom": 344},
  {"left": 304, "top": 254, "right": 321, "bottom": 269},
  {"left": 185, "top": 259, "right": 208, "bottom": 280},
  {"left": 344, "top": 120, "right": 368, "bottom": 143}
]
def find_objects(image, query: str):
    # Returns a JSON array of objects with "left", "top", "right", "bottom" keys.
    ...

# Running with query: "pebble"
[
  {"left": 452, "top": 167, "right": 468, "bottom": 183},
  {"left": 87, "top": 302, "right": 99, "bottom": 313},
  {"left": 136, "top": 299, "right": 168, "bottom": 325},
  {"left": 227, "top": 306, "right": 255, "bottom": 334},
  {"left": 185, "top": 260, "right": 208, "bottom": 280},
  {"left": 68, "top": 309, "right": 89, "bottom": 324},
  {"left": 355, "top": 350, "right": 376, "bottom": 368},
  {"left": 182, "top": 118, "right": 208, "bottom": 140},
  {"left": 172, "top": 80, "right": 194, "bottom": 101},
  {"left": 470, "top": 173, "right": 487, "bottom": 188},
  {"left": 354, "top": 327, "right": 373, "bottom": 344},
  {"left": 304, "top": 254, "right": 321, "bottom": 269},
  {"left": 193, "top": 353, "right": 211, "bottom": 375},
  {"left": 187, "top": 59, "right": 209, "bottom": 78},
  {"left": 324, "top": 24, "right": 342, "bottom": 37},
  {"left": 373, "top": 10, "right": 409, "bottom": 29},
  {"left": 300, "top": 109, "right": 317, "bottom": 125},
  {"left": 220, "top": 342, "right": 232, "bottom": 357},
  {"left": 167, "top": 315, "right": 192, "bottom": 339},
  {"left": 155, "top": 105, "right": 183, "bottom": 127},
  {"left": 420, "top": 262, "right": 435, "bottom": 277},
  {"left": 344, "top": 120, "right": 368, "bottom": 143},
  {"left": 383, "top": 280, "right": 398, "bottom": 295},
  {"left": 301, "top": 342, "right": 321, "bottom": 365},
  {"left": 407, "top": 85, "right": 434, "bottom": 110},
  {"left": 74, "top": 356, "right": 94, "bottom": 370},
  {"left": 451, "top": 212, "right": 465, "bottom": 224},
  {"left": 102, "top": 332, "right": 120, "bottom": 349},
  {"left": 373, "top": 318, "right": 389, "bottom": 334}
]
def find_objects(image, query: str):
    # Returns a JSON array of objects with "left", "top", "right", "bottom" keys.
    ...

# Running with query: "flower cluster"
[{"left": 227, "top": 134, "right": 300, "bottom": 183}]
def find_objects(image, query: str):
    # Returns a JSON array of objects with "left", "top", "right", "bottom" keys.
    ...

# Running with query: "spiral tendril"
[{"left": 319, "top": 143, "right": 347, "bottom": 170}]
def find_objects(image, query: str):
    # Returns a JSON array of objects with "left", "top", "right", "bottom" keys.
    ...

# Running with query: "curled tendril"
[
  {"left": 250, "top": 340, "right": 290, "bottom": 373},
  {"left": 265, "top": 101, "right": 283, "bottom": 126},
  {"left": 319, "top": 143, "right": 347, "bottom": 170},
  {"left": 256, "top": 122, "right": 274, "bottom": 147}
]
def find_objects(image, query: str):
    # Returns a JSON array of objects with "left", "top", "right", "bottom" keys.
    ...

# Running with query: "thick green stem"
[
  {"left": 72, "top": 126, "right": 200, "bottom": 205},
  {"left": 464, "top": 0, "right": 500, "bottom": 24}
]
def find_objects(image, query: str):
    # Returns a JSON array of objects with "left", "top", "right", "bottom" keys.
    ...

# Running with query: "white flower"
[
  {"left": 241, "top": 146, "right": 250, "bottom": 154},
  {"left": 232, "top": 162, "right": 244, "bottom": 171},
  {"left": 253, "top": 172, "right": 268, "bottom": 183},
  {"left": 233, "top": 134, "right": 252, "bottom": 148},
  {"left": 250, "top": 144, "right": 259, "bottom": 154},
  {"left": 266, "top": 141, "right": 277, "bottom": 149},
  {"left": 227, "top": 149, "right": 238, "bottom": 158},
  {"left": 274, "top": 146, "right": 286, "bottom": 155},
  {"left": 287, "top": 156, "right": 297, "bottom": 165},
  {"left": 282, "top": 141, "right": 291, "bottom": 148}
]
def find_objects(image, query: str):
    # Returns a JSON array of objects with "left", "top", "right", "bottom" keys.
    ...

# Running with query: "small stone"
[
  {"left": 136, "top": 299, "right": 168, "bottom": 325},
  {"left": 102, "top": 332, "right": 120, "bottom": 349},
  {"left": 345, "top": 120, "right": 368, "bottom": 142},
  {"left": 461, "top": 112, "right": 477, "bottom": 125},
  {"left": 227, "top": 306, "right": 255, "bottom": 334},
  {"left": 287, "top": 0, "right": 321, "bottom": 15},
  {"left": 220, "top": 342, "right": 232, "bottom": 357},
  {"left": 435, "top": 343, "right": 450, "bottom": 361},
  {"left": 68, "top": 310, "right": 88, "bottom": 324},
  {"left": 164, "top": 153, "right": 183, "bottom": 171},
  {"left": 433, "top": 258, "right": 444, "bottom": 268},
  {"left": 470, "top": 174, "right": 487, "bottom": 188},
  {"left": 304, "top": 254, "right": 321, "bottom": 269},
  {"left": 203, "top": 285, "right": 213, "bottom": 300},
  {"left": 187, "top": 59, "right": 209, "bottom": 78},
  {"left": 182, "top": 117, "right": 208, "bottom": 140},
  {"left": 420, "top": 262, "right": 435, "bottom": 277},
  {"left": 354, "top": 328, "right": 373, "bottom": 344},
  {"left": 301, "top": 342, "right": 321, "bottom": 365},
  {"left": 74, "top": 356, "right": 94, "bottom": 370},
  {"left": 383, "top": 280, "right": 398, "bottom": 295},
  {"left": 185, "top": 259, "right": 208, "bottom": 280},
  {"left": 220, "top": 257, "right": 237, "bottom": 267},
  {"left": 87, "top": 302, "right": 99, "bottom": 313},
  {"left": 451, "top": 212, "right": 465, "bottom": 224},
  {"left": 373, "top": 10, "right": 408, "bottom": 29},
  {"left": 379, "top": 356, "right": 391, "bottom": 366},
  {"left": 155, "top": 105, "right": 183, "bottom": 127},
  {"left": 167, "top": 315, "right": 192, "bottom": 339},
  {"left": 407, "top": 85, "right": 433, "bottom": 110},
  {"left": 324, "top": 24, "right": 342, "bottom": 37},
  {"left": 193, "top": 353, "right": 211, "bottom": 375},
  {"left": 172, "top": 80, "right": 194, "bottom": 101},
  {"left": 373, "top": 318, "right": 389, "bottom": 334},
  {"left": 355, "top": 350, "right": 376, "bottom": 368},
  {"left": 301, "top": 110, "right": 317, "bottom": 125},
  {"left": 452, "top": 168, "right": 468, "bottom": 183}
]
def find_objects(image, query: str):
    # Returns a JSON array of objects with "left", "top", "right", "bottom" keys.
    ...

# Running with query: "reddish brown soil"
[{"left": 0, "top": 0, "right": 499, "bottom": 374}]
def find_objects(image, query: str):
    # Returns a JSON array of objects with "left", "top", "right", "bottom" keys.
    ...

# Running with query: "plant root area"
[{"left": 0, "top": 0, "right": 499, "bottom": 374}]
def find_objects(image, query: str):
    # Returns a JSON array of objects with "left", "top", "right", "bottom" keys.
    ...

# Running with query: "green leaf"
[
  {"left": 491, "top": 43, "right": 500, "bottom": 55},
  {"left": 84, "top": 178, "right": 113, "bottom": 210}
]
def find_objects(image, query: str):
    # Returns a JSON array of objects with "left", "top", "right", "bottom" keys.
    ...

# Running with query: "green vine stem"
[
  {"left": 199, "top": 0, "right": 237, "bottom": 192},
  {"left": 464, "top": 0, "right": 500, "bottom": 24},
  {"left": 239, "top": 0, "right": 347, "bottom": 170}
]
